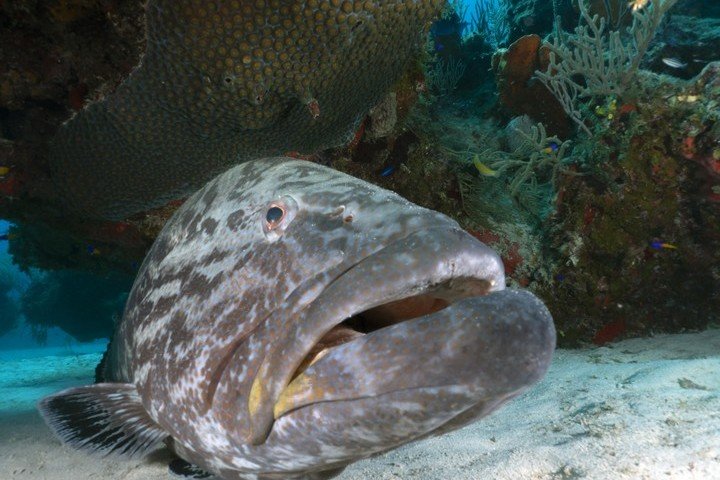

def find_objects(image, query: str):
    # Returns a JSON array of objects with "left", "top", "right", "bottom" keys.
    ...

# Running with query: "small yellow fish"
[
  {"left": 473, "top": 155, "right": 497, "bottom": 177},
  {"left": 628, "top": 0, "right": 649, "bottom": 12},
  {"left": 0, "top": 166, "right": 10, "bottom": 176},
  {"left": 595, "top": 99, "right": 617, "bottom": 118}
]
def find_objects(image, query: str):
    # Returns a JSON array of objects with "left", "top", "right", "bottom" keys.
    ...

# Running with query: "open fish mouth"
[
  {"left": 274, "top": 286, "right": 556, "bottom": 419},
  {"left": 245, "top": 227, "right": 511, "bottom": 444},
  {"left": 286, "top": 275, "right": 497, "bottom": 385}
]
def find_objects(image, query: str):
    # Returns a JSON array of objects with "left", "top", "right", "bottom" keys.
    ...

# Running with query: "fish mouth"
[
  {"left": 273, "top": 288, "right": 555, "bottom": 430},
  {"left": 245, "top": 227, "right": 506, "bottom": 445},
  {"left": 286, "top": 275, "right": 495, "bottom": 385}
]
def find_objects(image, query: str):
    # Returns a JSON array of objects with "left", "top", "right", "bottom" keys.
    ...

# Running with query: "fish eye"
[
  {"left": 262, "top": 196, "right": 298, "bottom": 241},
  {"left": 265, "top": 204, "right": 287, "bottom": 230}
]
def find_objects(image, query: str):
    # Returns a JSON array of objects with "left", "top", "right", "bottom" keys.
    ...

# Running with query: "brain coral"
[{"left": 50, "top": 0, "right": 444, "bottom": 219}]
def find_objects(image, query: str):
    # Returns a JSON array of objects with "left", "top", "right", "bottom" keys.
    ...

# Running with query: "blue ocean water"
[{"left": 0, "top": 220, "right": 107, "bottom": 358}]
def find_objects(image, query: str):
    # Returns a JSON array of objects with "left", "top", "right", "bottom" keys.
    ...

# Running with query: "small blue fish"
[
  {"left": 543, "top": 141, "right": 560, "bottom": 154},
  {"left": 87, "top": 244, "right": 101, "bottom": 256},
  {"left": 380, "top": 165, "right": 396, "bottom": 177},
  {"left": 649, "top": 241, "right": 677, "bottom": 250}
]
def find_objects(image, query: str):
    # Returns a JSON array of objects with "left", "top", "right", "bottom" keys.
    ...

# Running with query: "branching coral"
[
  {"left": 489, "top": 122, "right": 573, "bottom": 196},
  {"left": 470, "top": 0, "right": 511, "bottom": 49},
  {"left": 431, "top": 116, "right": 573, "bottom": 226},
  {"left": 536, "top": 0, "right": 679, "bottom": 134},
  {"left": 426, "top": 58, "right": 468, "bottom": 95}
]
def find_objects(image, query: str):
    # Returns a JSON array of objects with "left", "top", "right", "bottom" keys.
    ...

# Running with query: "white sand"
[{"left": 1, "top": 329, "right": 719, "bottom": 480}]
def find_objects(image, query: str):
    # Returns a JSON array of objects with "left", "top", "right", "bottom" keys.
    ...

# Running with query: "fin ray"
[{"left": 38, "top": 383, "right": 168, "bottom": 459}]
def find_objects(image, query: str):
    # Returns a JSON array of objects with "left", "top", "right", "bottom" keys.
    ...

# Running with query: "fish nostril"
[{"left": 328, "top": 206, "right": 345, "bottom": 218}]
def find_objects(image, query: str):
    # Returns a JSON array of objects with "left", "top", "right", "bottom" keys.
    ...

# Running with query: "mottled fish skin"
[{"left": 94, "top": 157, "right": 555, "bottom": 480}]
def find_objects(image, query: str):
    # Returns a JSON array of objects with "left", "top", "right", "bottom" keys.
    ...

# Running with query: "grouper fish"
[{"left": 38, "top": 158, "right": 556, "bottom": 480}]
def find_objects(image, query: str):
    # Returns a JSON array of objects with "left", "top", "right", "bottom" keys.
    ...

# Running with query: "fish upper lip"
[{"left": 244, "top": 227, "right": 505, "bottom": 445}]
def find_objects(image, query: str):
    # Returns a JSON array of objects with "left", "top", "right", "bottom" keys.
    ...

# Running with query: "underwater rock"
[
  {"left": 0, "top": 0, "right": 146, "bottom": 238},
  {"left": 49, "top": 0, "right": 445, "bottom": 219},
  {"left": 40, "top": 157, "right": 555, "bottom": 480},
  {"left": 492, "top": 34, "right": 571, "bottom": 137}
]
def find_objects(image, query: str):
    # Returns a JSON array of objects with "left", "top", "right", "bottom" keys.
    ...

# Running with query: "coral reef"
[
  {"left": 405, "top": 0, "right": 719, "bottom": 346},
  {"left": 469, "top": 0, "right": 511, "bottom": 50},
  {"left": 538, "top": 62, "right": 720, "bottom": 345},
  {"left": 0, "top": 0, "right": 146, "bottom": 202},
  {"left": 1, "top": 0, "right": 718, "bottom": 349},
  {"left": 523, "top": 1, "right": 719, "bottom": 344},
  {"left": 536, "top": 0, "right": 679, "bottom": 135},
  {"left": 507, "top": 0, "right": 560, "bottom": 41},
  {"left": 6, "top": 221, "right": 149, "bottom": 275},
  {"left": 0, "top": 0, "right": 148, "bottom": 273},
  {"left": 50, "top": 0, "right": 445, "bottom": 219},
  {"left": 0, "top": 0, "right": 445, "bottom": 272}
]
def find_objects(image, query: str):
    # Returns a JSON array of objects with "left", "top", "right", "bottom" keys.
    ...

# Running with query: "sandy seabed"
[{"left": 1, "top": 330, "right": 719, "bottom": 480}]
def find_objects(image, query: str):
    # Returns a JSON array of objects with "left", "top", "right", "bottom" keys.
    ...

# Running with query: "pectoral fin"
[{"left": 38, "top": 383, "right": 168, "bottom": 458}]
